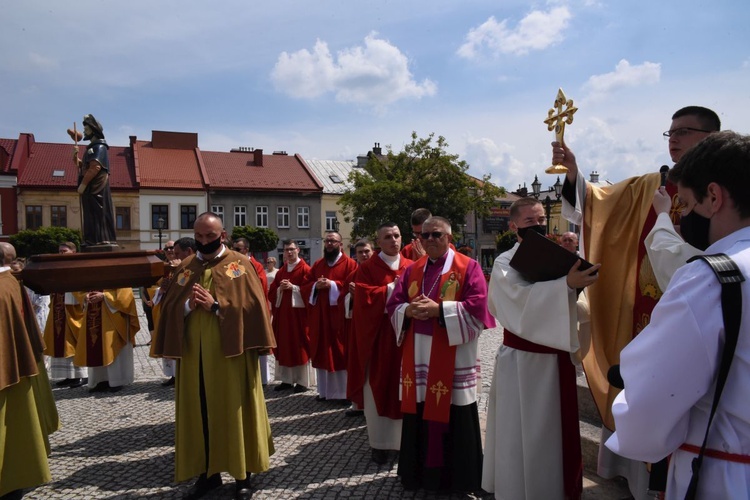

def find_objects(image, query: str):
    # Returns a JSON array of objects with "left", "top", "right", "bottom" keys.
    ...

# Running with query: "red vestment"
[
  {"left": 342, "top": 268, "right": 361, "bottom": 405},
  {"left": 269, "top": 260, "right": 311, "bottom": 366},
  {"left": 351, "top": 253, "right": 412, "bottom": 419},
  {"left": 301, "top": 254, "right": 357, "bottom": 371}
]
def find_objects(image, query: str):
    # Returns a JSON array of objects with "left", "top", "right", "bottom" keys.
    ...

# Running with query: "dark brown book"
[{"left": 509, "top": 229, "right": 595, "bottom": 283}]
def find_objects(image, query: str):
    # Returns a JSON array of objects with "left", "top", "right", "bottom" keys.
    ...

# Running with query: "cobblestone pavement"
[{"left": 25, "top": 300, "right": 631, "bottom": 499}]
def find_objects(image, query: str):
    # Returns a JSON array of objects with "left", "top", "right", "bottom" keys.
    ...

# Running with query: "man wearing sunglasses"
[
  {"left": 551, "top": 105, "right": 720, "bottom": 496},
  {"left": 387, "top": 216, "right": 496, "bottom": 493}
]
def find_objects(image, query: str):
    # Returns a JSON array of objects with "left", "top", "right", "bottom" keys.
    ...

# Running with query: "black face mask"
[
  {"left": 680, "top": 210, "right": 711, "bottom": 251},
  {"left": 196, "top": 236, "right": 222, "bottom": 255},
  {"left": 516, "top": 225, "right": 547, "bottom": 239}
]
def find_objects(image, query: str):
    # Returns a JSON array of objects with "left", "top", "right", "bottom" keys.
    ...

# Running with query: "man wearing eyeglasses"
[
  {"left": 550, "top": 105, "right": 720, "bottom": 497},
  {"left": 387, "top": 216, "right": 496, "bottom": 493},
  {"left": 301, "top": 232, "right": 357, "bottom": 401}
]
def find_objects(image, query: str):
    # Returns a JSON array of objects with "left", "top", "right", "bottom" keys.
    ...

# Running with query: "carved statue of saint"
[{"left": 71, "top": 115, "right": 117, "bottom": 246}]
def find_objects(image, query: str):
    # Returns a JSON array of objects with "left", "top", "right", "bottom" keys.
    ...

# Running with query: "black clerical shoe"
[
  {"left": 55, "top": 378, "right": 74, "bottom": 387},
  {"left": 234, "top": 474, "right": 252, "bottom": 500},
  {"left": 292, "top": 384, "right": 309, "bottom": 393},
  {"left": 68, "top": 378, "right": 84, "bottom": 388},
  {"left": 162, "top": 377, "right": 175, "bottom": 387},
  {"left": 344, "top": 407, "right": 364, "bottom": 417},
  {"left": 89, "top": 381, "right": 110, "bottom": 393},
  {"left": 371, "top": 448, "right": 389, "bottom": 465},
  {"left": 274, "top": 382, "right": 293, "bottom": 392},
  {"left": 108, "top": 385, "right": 123, "bottom": 393},
  {"left": 0, "top": 489, "right": 24, "bottom": 499},
  {"left": 315, "top": 395, "right": 326, "bottom": 402},
  {"left": 184, "top": 473, "right": 221, "bottom": 500}
]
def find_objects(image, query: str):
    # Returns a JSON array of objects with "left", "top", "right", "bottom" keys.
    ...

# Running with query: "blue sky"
[{"left": 2, "top": 0, "right": 749, "bottom": 192}]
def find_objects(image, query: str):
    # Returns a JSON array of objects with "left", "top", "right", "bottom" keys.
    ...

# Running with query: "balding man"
[
  {"left": 153, "top": 212, "right": 275, "bottom": 500},
  {"left": 560, "top": 231, "right": 579, "bottom": 254}
]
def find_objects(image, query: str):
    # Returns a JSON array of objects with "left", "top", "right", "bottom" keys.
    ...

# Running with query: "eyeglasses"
[
  {"left": 324, "top": 240, "right": 341, "bottom": 245},
  {"left": 266, "top": 260, "right": 274, "bottom": 263},
  {"left": 164, "top": 246, "right": 174, "bottom": 251},
  {"left": 663, "top": 127, "right": 711, "bottom": 138},
  {"left": 420, "top": 231, "right": 446, "bottom": 240}
]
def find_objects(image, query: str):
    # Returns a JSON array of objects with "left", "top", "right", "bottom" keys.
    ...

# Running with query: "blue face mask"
[
  {"left": 680, "top": 210, "right": 711, "bottom": 251},
  {"left": 516, "top": 225, "right": 547, "bottom": 238}
]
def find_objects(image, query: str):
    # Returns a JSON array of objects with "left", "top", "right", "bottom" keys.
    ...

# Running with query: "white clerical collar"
[
  {"left": 0, "top": 266, "right": 10, "bottom": 273},
  {"left": 378, "top": 251, "right": 400, "bottom": 270},
  {"left": 286, "top": 258, "right": 301, "bottom": 271}
]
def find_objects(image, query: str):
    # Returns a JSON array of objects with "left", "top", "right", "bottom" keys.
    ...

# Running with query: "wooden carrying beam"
[{"left": 22, "top": 251, "right": 166, "bottom": 294}]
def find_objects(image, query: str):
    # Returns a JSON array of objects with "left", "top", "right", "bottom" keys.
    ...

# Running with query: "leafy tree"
[
  {"left": 230, "top": 226, "right": 279, "bottom": 253},
  {"left": 10, "top": 226, "right": 83, "bottom": 258},
  {"left": 339, "top": 132, "right": 505, "bottom": 240},
  {"left": 496, "top": 230, "right": 517, "bottom": 254}
]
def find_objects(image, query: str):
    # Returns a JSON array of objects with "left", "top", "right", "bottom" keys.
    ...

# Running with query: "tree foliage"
[
  {"left": 495, "top": 230, "right": 517, "bottom": 254},
  {"left": 230, "top": 226, "right": 279, "bottom": 253},
  {"left": 339, "top": 132, "right": 505, "bottom": 241},
  {"left": 9, "top": 226, "right": 83, "bottom": 258}
]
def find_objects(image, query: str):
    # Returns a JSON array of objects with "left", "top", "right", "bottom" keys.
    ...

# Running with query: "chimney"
[
  {"left": 589, "top": 171, "right": 599, "bottom": 183},
  {"left": 254, "top": 148, "right": 263, "bottom": 167},
  {"left": 372, "top": 142, "right": 382, "bottom": 156}
]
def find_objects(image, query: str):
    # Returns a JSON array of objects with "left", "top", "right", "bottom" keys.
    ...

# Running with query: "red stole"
[
  {"left": 84, "top": 298, "right": 105, "bottom": 367},
  {"left": 503, "top": 329, "right": 583, "bottom": 500},
  {"left": 401, "top": 253, "right": 469, "bottom": 423}
]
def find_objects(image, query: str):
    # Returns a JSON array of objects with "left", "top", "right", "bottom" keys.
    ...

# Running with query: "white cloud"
[
  {"left": 271, "top": 33, "right": 436, "bottom": 107},
  {"left": 463, "top": 135, "right": 525, "bottom": 189},
  {"left": 457, "top": 7, "right": 572, "bottom": 59},
  {"left": 582, "top": 59, "right": 661, "bottom": 99},
  {"left": 28, "top": 52, "right": 59, "bottom": 71}
]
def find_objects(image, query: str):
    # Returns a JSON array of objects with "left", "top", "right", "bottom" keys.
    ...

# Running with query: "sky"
[{"left": 2, "top": 0, "right": 749, "bottom": 192}]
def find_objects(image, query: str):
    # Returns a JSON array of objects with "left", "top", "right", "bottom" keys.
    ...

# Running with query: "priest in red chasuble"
[
  {"left": 301, "top": 231, "right": 357, "bottom": 401},
  {"left": 386, "top": 216, "right": 495, "bottom": 493},
  {"left": 351, "top": 223, "right": 412, "bottom": 465},
  {"left": 269, "top": 239, "right": 313, "bottom": 393}
]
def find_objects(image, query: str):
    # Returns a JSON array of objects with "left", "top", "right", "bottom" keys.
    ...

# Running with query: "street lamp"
[
  {"left": 531, "top": 175, "right": 541, "bottom": 199},
  {"left": 157, "top": 217, "right": 165, "bottom": 250}
]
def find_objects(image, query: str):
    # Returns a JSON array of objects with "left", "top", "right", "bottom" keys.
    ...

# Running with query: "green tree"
[
  {"left": 9, "top": 227, "right": 83, "bottom": 258},
  {"left": 495, "top": 230, "right": 517, "bottom": 254},
  {"left": 230, "top": 226, "right": 279, "bottom": 253},
  {"left": 339, "top": 132, "right": 505, "bottom": 240}
]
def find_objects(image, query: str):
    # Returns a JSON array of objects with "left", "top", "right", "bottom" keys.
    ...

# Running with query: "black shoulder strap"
[{"left": 684, "top": 253, "right": 745, "bottom": 500}]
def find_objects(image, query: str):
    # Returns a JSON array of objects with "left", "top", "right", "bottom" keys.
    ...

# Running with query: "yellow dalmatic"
[{"left": 74, "top": 288, "right": 139, "bottom": 368}]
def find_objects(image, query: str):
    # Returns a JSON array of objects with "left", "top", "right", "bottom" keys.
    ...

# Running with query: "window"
[
  {"left": 277, "top": 206, "right": 290, "bottom": 228},
  {"left": 181, "top": 205, "right": 197, "bottom": 230},
  {"left": 256, "top": 206, "right": 268, "bottom": 227},
  {"left": 50, "top": 206, "right": 67, "bottom": 227},
  {"left": 211, "top": 205, "right": 224, "bottom": 223},
  {"left": 297, "top": 206, "right": 309, "bottom": 228},
  {"left": 234, "top": 206, "right": 246, "bottom": 227},
  {"left": 116, "top": 207, "right": 131, "bottom": 230},
  {"left": 151, "top": 205, "right": 169, "bottom": 229},
  {"left": 325, "top": 211, "right": 337, "bottom": 232},
  {"left": 26, "top": 205, "right": 43, "bottom": 230}
]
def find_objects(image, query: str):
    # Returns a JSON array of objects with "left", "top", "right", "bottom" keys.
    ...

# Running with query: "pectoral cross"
[
  {"left": 543, "top": 88, "right": 578, "bottom": 174},
  {"left": 430, "top": 380, "right": 449, "bottom": 406}
]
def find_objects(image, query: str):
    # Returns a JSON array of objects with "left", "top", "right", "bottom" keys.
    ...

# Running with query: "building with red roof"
[
  {"left": 0, "top": 137, "right": 19, "bottom": 239},
  {"left": 203, "top": 147, "right": 323, "bottom": 262}
]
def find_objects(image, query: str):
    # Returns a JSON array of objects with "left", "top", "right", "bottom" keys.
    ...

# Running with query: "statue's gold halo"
[{"left": 545, "top": 164, "right": 569, "bottom": 174}]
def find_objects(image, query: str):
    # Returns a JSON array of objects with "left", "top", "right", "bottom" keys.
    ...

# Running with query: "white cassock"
[
  {"left": 483, "top": 242, "right": 581, "bottom": 500},
  {"left": 606, "top": 226, "right": 750, "bottom": 499}
]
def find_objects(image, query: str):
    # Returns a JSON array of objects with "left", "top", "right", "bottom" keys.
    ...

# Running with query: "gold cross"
[
  {"left": 543, "top": 88, "right": 578, "bottom": 174},
  {"left": 403, "top": 374, "right": 414, "bottom": 397},
  {"left": 430, "top": 380, "right": 449, "bottom": 406}
]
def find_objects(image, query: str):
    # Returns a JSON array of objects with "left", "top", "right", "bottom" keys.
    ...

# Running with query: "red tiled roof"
[
  {"left": 135, "top": 140, "right": 205, "bottom": 190},
  {"left": 202, "top": 151, "right": 322, "bottom": 191},
  {"left": 0, "top": 139, "right": 16, "bottom": 173},
  {"left": 17, "top": 141, "right": 136, "bottom": 189}
]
